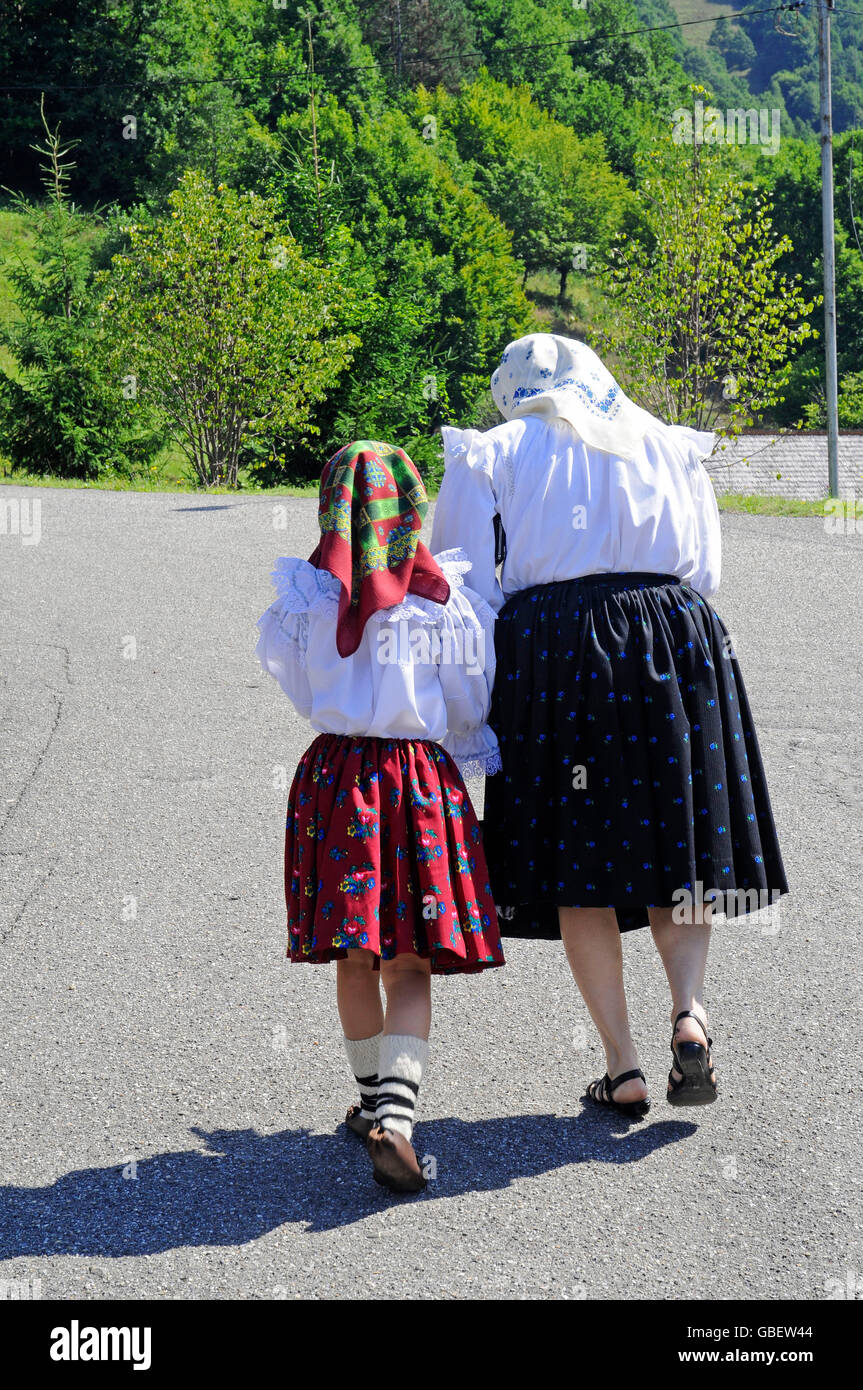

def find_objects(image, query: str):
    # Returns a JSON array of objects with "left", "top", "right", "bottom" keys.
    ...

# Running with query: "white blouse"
[
  {"left": 255, "top": 548, "right": 501, "bottom": 776},
  {"left": 430, "top": 415, "right": 722, "bottom": 610}
]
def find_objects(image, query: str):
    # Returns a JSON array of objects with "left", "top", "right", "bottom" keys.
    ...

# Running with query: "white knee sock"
[
  {"left": 376, "top": 1034, "right": 429, "bottom": 1140},
  {"left": 342, "top": 1031, "right": 383, "bottom": 1122}
]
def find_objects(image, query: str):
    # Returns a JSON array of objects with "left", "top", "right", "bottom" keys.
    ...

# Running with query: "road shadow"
[{"left": 0, "top": 1110, "right": 697, "bottom": 1258}]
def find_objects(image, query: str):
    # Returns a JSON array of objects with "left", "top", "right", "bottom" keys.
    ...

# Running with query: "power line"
[
  {"left": 376, "top": 2, "right": 810, "bottom": 74},
  {"left": 0, "top": 2, "right": 809, "bottom": 94}
]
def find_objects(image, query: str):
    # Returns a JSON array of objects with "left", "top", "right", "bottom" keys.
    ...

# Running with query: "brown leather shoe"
[
  {"left": 344, "top": 1104, "right": 375, "bottom": 1141},
  {"left": 366, "top": 1124, "right": 427, "bottom": 1193}
]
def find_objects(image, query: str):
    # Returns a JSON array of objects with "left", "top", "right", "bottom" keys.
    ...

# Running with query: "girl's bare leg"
[
  {"left": 336, "top": 950, "right": 384, "bottom": 1040},
  {"left": 380, "top": 954, "right": 432, "bottom": 1039},
  {"left": 558, "top": 906, "right": 647, "bottom": 1104}
]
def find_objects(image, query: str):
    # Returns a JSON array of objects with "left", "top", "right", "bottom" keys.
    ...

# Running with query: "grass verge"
[
  {"left": 0, "top": 470, "right": 837, "bottom": 514},
  {"left": 0, "top": 467, "right": 319, "bottom": 496},
  {"left": 714, "top": 493, "right": 831, "bottom": 516}
]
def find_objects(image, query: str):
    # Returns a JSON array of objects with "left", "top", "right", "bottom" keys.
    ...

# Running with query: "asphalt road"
[{"left": 1, "top": 485, "right": 861, "bottom": 1301}]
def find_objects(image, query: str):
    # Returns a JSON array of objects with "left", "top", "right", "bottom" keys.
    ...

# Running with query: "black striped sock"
[
  {"left": 342, "top": 1032, "right": 382, "bottom": 1121},
  {"left": 355, "top": 1071, "right": 378, "bottom": 1122},
  {"left": 376, "top": 1034, "right": 429, "bottom": 1140}
]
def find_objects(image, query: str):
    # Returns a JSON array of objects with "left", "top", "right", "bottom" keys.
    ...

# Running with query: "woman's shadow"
[{"left": 0, "top": 1109, "right": 696, "bottom": 1259}]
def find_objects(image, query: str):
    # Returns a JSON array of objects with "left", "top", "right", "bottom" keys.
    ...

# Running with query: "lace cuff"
[
  {"left": 270, "top": 557, "right": 340, "bottom": 612},
  {"left": 367, "top": 595, "right": 443, "bottom": 629},
  {"left": 442, "top": 723, "right": 502, "bottom": 779},
  {"left": 435, "top": 547, "right": 472, "bottom": 586}
]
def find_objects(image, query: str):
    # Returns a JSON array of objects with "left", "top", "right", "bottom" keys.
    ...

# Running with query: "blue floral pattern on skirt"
[{"left": 482, "top": 572, "right": 789, "bottom": 935}]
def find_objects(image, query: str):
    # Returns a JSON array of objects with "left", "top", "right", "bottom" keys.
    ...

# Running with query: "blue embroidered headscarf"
[{"left": 490, "top": 333, "right": 661, "bottom": 462}]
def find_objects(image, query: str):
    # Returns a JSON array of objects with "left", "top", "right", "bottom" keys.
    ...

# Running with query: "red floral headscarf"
[{"left": 309, "top": 440, "right": 450, "bottom": 657}]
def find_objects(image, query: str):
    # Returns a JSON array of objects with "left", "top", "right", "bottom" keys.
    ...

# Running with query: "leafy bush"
[
  {"left": 98, "top": 170, "right": 359, "bottom": 487},
  {"left": 0, "top": 108, "right": 163, "bottom": 479},
  {"left": 598, "top": 123, "right": 819, "bottom": 434}
]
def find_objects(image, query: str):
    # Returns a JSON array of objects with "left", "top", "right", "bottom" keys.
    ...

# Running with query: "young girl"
[
  {"left": 255, "top": 440, "right": 504, "bottom": 1192},
  {"left": 431, "top": 333, "right": 789, "bottom": 1115}
]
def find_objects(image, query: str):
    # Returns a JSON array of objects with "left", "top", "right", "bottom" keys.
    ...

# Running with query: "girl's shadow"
[{"left": 0, "top": 1110, "right": 696, "bottom": 1258}]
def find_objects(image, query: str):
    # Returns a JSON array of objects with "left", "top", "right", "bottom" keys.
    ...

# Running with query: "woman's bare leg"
[
  {"left": 648, "top": 903, "right": 714, "bottom": 1091},
  {"left": 559, "top": 906, "right": 647, "bottom": 1104}
]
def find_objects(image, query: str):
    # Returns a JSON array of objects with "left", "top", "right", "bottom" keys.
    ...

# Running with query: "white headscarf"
[{"left": 490, "top": 333, "right": 709, "bottom": 462}]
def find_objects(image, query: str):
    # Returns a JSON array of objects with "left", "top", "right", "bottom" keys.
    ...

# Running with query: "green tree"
[
  {"left": 362, "top": 0, "right": 480, "bottom": 90},
  {"left": 802, "top": 371, "right": 863, "bottom": 430},
  {"left": 239, "top": 0, "right": 389, "bottom": 147},
  {"left": 466, "top": 0, "right": 592, "bottom": 119},
  {"left": 598, "top": 130, "right": 819, "bottom": 434},
  {"left": 709, "top": 19, "right": 757, "bottom": 72},
  {"left": 751, "top": 135, "right": 863, "bottom": 424},
  {"left": 564, "top": 0, "right": 692, "bottom": 177},
  {"left": 263, "top": 120, "right": 454, "bottom": 483},
  {"left": 98, "top": 169, "right": 359, "bottom": 487},
  {"left": 0, "top": 0, "right": 164, "bottom": 202},
  {"left": 266, "top": 98, "right": 536, "bottom": 480},
  {"left": 420, "top": 70, "right": 632, "bottom": 295},
  {"left": 0, "top": 1, "right": 382, "bottom": 208},
  {"left": 0, "top": 104, "right": 162, "bottom": 479}
]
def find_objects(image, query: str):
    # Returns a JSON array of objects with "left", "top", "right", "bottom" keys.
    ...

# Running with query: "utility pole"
[{"left": 818, "top": 0, "right": 840, "bottom": 497}]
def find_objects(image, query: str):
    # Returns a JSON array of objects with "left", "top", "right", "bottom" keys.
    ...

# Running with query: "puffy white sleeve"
[
  {"left": 254, "top": 558, "right": 339, "bottom": 719},
  {"left": 687, "top": 463, "right": 722, "bottom": 600},
  {"left": 431, "top": 426, "right": 504, "bottom": 613},
  {"left": 433, "top": 550, "right": 502, "bottom": 777},
  {"left": 673, "top": 427, "right": 722, "bottom": 601}
]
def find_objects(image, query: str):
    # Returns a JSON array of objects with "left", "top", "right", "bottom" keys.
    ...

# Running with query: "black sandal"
[
  {"left": 667, "top": 1010, "right": 718, "bottom": 1106},
  {"left": 344, "top": 1104, "right": 375, "bottom": 1140},
  {"left": 587, "top": 1068, "right": 651, "bottom": 1118}
]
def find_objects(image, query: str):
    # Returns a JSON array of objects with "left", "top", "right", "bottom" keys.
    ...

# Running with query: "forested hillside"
[
  {"left": 645, "top": 1, "right": 863, "bottom": 134},
  {"left": 0, "top": 1, "right": 860, "bottom": 488}
]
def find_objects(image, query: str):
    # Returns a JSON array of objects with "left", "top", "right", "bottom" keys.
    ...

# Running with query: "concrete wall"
[{"left": 705, "top": 432, "right": 863, "bottom": 500}]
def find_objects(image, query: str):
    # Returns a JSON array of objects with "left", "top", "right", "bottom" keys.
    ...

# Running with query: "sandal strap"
[
  {"left": 589, "top": 1067, "right": 617, "bottom": 1100},
  {"left": 672, "top": 1010, "right": 712, "bottom": 1048},
  {"left": 608, "top": 1068, "right": 646, "bottom": 1093}
]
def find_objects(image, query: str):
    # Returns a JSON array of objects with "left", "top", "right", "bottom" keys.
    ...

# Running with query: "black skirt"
[{"left": 482, "top": 572, "right": 789, "bottom": 936}]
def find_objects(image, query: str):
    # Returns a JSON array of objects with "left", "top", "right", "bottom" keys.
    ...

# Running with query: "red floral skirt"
[{"left": 284, "top": 734, "right": 505, "bottom": 974}]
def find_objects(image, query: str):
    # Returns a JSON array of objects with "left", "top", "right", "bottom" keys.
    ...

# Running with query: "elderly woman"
[{"left": 430, "top": 334, "right": 788, "bottom": 1115}]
